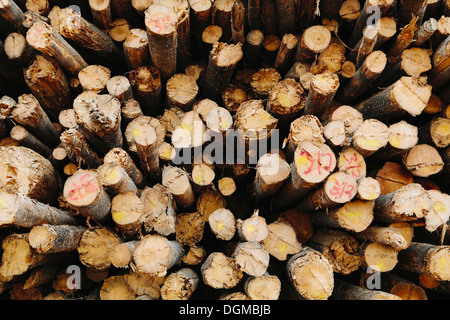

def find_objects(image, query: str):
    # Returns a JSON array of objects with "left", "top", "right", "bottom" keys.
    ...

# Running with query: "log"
[
  {"left": 236, "top": 210, "right": 269, "bottom": 242},
  {"left": 250, "top": 152, "right": 290, "bottom": 200},
  {"left": 204, "top": 42, "right": 243, "bottom": 101},
  {"left": 109, "top": 241, "right": 138, "bottom": 268},
  {"left": 286, "top": 246, "right": 334, "bottom": 300},
  {"left": 11, "top": 94, "right": 60, "bottom": 147},
  {"left": 133, "top": 235, "right": 183, "bottom": 277},
  {"left": 29, "top": 224, "right": 86, "bottom": 253},
  {"left": 297, "top": 171, "right": 358, "bottom": 212},
  {"left": 397, "top": 242, "right": 450, "bottom": 281},
  {"left": 261, "top": 34, "right": 280, "bottom": 66},
  {"left": 111, "top": 192, "right": 143, "bottom": 237},
  {"left": 140, "top": 184, "right": 176, "bottom": 236},
  {"left": 244, "top": 274, "right": 281, "bottom": 300},
  {"left": 4, "top": 32, "right": 36, "bottom": 66},
  {"left": 233, "top": 242, "right": 270, "bottom": 277},
  {"left": 10, "top": 125, "right": 51, "bottom": 158},
  {"left": 274, "top": 33, "right": 299, "bottom": 75},
  {"left": 175, "top": 211, "right": 205, "bottom": 246},
  {"left": 166, "top": 74, "right": 199, "bottom": 111},
  {"left": 332, "top": 278, "right": 401, "bottom": 300},
  {"left": 375, "top": 161, "right": 414, "bottom": 195},
  {"left": 309, "top": 199, "right": 374, "bottom": 233},
  {"left": 274, "top": 140, "right": 336, "bottom": 209},
  {"left": 128, "top": 66, "right": 162, "bottom": 116},
  {"left": 351, "top": 119, "right": 389, "bottom": 158},
  {"left": 373, "top": 183, "right": 432, "bottom": 224},
  {"left": 77, "top": 227, "right": 123, "bottom": 270},
  {"left": 347, "top": 26, "right": 378, "bottom": 70},
  {"left": 60, "top": 129, "right": 102, "bottom": 169},
  {"left": 73, "top": 91, "right": 123, "bottom": 154},
  {"left": 48, "top": 6, "right": 124, "bottom": 69},
  {"left": 295, "top": 25, "right": 332, "bottom": 63},
  {"left": 337, "top": 147, "right": 367, "bottom": 181},
  {"left": 402, "top": 144, "right": 444, "bottom": 177},
  {"left": 160, "top": 268, "right": 199, "bottom": 300},
  {"left": 208, "top": 208, "right": 236, "bottom": 241},
  {"left": 108, "top": 19, "right": 130, "bottom": 43},
  {"left": 123, "top": 29, "right": 151, "bottom": 70},
  {"left": 357, "top": 177, "right": 381, "bottom": 201},
  {"left": 63, "top": 169, "right": 111, "bottom": 222},
  {"left": 106, "top": 76, "right": 133, "bottom": 102},
  {"left": 98, "top": 162, "right": 139, "bottom": 196},
  {"left": 23, "top": 55, "right": 72, "bottom": 117},
  {"left": 303, "top": 71, "right": 340, "bottom": 117},
  {"left": 0, "top": 146, "right": 60, "bottom": 204},
  {"left": 348, "top": 0, "right": 395, "bottom": 47},
  {"left": 414, "top": 18, "right": 439, "bottom": 47},
  {"left": 275, "top": 0, "right": 296, "bottom": 35},
  {"left": 200, "top": 251, "right": 243, "bottom": 289},
  {"left": 243, "top": 29, "right": 264, "bottom": 69},
  {"left": 162, "top": 165, "right": 195, "bottom": 209},
  {"left": 307, "top": 227, "right": 362, "bottom": 275},
  {"left": 144, "top": 4, "right": 177, "bottom": 82},
  {"left": 0, "top": 0, "right": 25, "bottom": 31},
  {"left": 398, "top": 0, "right": 428, "bottom": 27},
  {"left": 100, "top": 275, "right": 135, "bottom": 300},
  {"left": 266, "top": 78, "right": 306, "bottom": 126},
  {"left": 360, "top": 241, "right": 398, "bottom": 272},
  {"left": 355, "top": 225, "right": 410, "bottom": 250},
  {"left": 428, "top": 34, "right": 450, "bottom": 91},
  {"left": 231, "top": 0, "right": 245, "bottom": 45},
  {"left": 89, "top": 0, "right": 112, "bottom": 30},
  {"left": 262, "top": 220, "right": 302, "bottom": 261}
]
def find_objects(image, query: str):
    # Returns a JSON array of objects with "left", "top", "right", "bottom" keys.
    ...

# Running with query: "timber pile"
[{"left": 0, "top": 0, "right": 449, "bottom": 301}]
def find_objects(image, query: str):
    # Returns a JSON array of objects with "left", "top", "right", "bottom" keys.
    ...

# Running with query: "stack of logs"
[{"left": 0, "top": 0, "right": 449, "bottom": 301}]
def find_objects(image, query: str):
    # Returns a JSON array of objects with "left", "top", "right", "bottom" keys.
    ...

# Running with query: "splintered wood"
[{"left": 0, "top": 0, "right": 449, "bottom": 303}]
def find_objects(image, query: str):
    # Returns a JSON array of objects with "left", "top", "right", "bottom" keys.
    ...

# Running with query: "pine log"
[
  {"left": 266, "top": 78, "right": 305, "bottom": 126},
  {"left": 161, "top": 268, "right": 199, "bottom": 300},
  {"left": 166, "top": 73, "right": 199, "bottom": 111},
  {"left": 298, "top": 171, "right": 358, "bottom": 212},
  {"left": 134, "top": 234, "right": 183, "bottom": 276},
  {"left": 4, "top": 32, "right": 36, "bottom": 66},
  {"left": 414, "top": 17, "right": 439, "bottom": 47},
  {"left": 348, "top": 26, "right": 378, "bottom": 70},
  {"left": 108, "top": 18, "right": 130, "bottom": 43},
  {"left": 295, "top": 25, "right": 331, "bottom": 63},
  {"left": 310, "top": 199, "right": 374, "bottom": 233},
  {"left": 373, "top": 183, "right": 432, "bottom": 224},
  {"left": 208, "top": 208, "right": 236, "bottom": 241},
  {"left": 204, "top": 42, "right": 243, "bottom": 101},
  {"left": 286, "top": 246, "right": 334, "bottom": 300},
  {"left": 109, "top": 240, "right": 138, "bottom": 268},
  {"left": 0, "top": 146, "right": 60, "bottom": 204},
  {"left": 48, "top": 6, "right": 124, "bottom": 69},
  {"left": 0, "top": 0, "right": 25, "bottom": 31},
  {"left": 72, "top": 91, "right": 123, "bottom": 154},
  {"left": 77, "top": 227, "right": 123, "bottom": 271},
  {"left": 352, "top": 119, "right": 389, "bottom": 158},
  {"left": 274, "top": 141, "right": 336, "bottom": 209},
  {"left": 348, "top": 0, "right": 395, "bottom": 47},
  {"left": 123, "top": 28, "right": 150, "bottom": 70},
  {"left": 337, "top": 147, "right": 367, "bottom": 181},
  {"left": 63, "top": 169, "right": 111, "bottom": 222},
  {"left": 144, "top": 4, "right": 177, "bottom": 82},
  {"left": 402, "top": 144, "right": 444, "bottom": 177},
  {"left": 262, "top": 220, "right": 302, "bottom": 261},
  {"left": 10, "top": 125, "right": 51, "bottom": 158},
  {"left": 12, "top": 94, "right": 59, "bottom": 147},
  {"left": 89, "top": 0, "right": 112, "bottom": 30},
  {"left": 308, "top": 227, "right": 362, "bottom": 275},
  {"left": 128, "top": 66, "right": 162, "bottom": 116},
  {"left": 60, "top": 129, "right": 102, "bottom": 168},
  {"left": 106, "top": 75, "right": 133, "bottom": 102},
  {"left": 428, "top": 34, "right": 450, "bottom": 91},
  {"left": 250, "top": 152, "right": 290, "bottom": 200},
  {"left": 376, "top": 162, "right": 413, "bottom": 196},
  {"left": 303, "top": 71, "right": 340, "bottom": 116},
  {"left": 100, "top": 275, "right": 135, "bottom": 300},
  {"left": 274, "top": 33, "right": 299, "bottom": 74},
  {"left": 397, "top": 242, "right": 450, "bottom": 281},
  {"left": 243, "top": 29, "right": 264, "bottom": 69},
  {"left": 162, "top": 165, "right": 195, "bottom": 209},
  {"left": 200, "top": 251, "right": 243, "bottom": 289},
  {"left": 140, "top": 184, "right": 176, "bottom": 236},
  {"left": 110, "top": 192, "right": 143, "bottom": 237},
  {"left": 236, "top": 210, "right": 269, "bottom": 242},
  {"left": 29, "top": 224, "right": 86, "bottom": 253},
  {"left": 332, "top": 278, "right": 401, "bottom": 300},
  {"left": 244, "top": 275, "right": 281, "bottom": 300}
]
